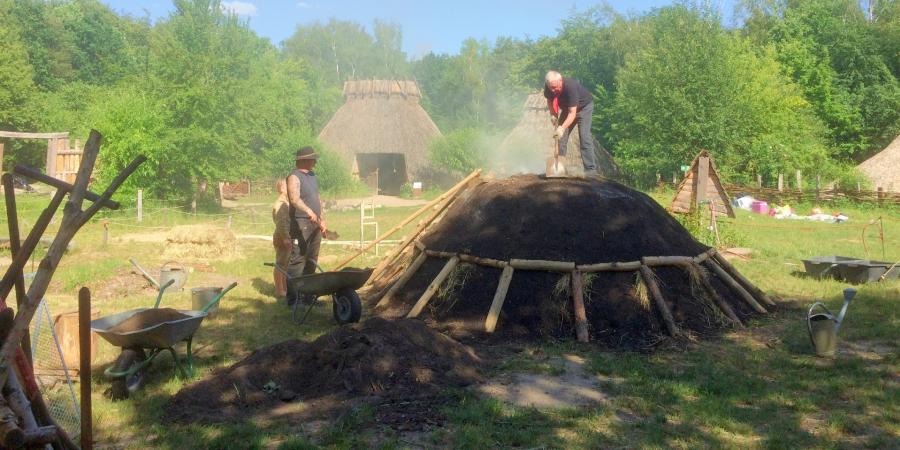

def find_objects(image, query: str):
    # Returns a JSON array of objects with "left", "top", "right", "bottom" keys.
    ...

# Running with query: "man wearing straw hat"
[
  {"left": 543, "top": 70, "right": 598, "bottom": 174},
  {"left": 286, "top": 146, "right": 327, "bottom": 305}
]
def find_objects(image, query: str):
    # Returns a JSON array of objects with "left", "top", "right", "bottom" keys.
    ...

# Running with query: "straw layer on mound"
[
  {"left": 164, "top": 225, "right": 236, "bottom": 259},
  {"left": 376, "top": 175, "right": 758, "bottom": 348},
  {"left": 166, "top": 318, "right": 482, "bottom": 424}
]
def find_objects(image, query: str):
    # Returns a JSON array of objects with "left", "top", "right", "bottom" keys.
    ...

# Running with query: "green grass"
[{"left": 1, "top": 189, "right": 897, "bottom": 449}]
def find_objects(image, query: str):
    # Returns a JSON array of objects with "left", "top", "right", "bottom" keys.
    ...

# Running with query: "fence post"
[
  {"left": 102, "top": 220, "right": 109, "bottom": 247},
  {"left": 672, "top": 171, "right": 677, "bottom": 185},
  {"left": 227, "top": 214, "right": 233, "bottom": 229},
  {"left": 777, "top": 174, "right": 784, "bottom": 192},
  {"left": 877, "top": 187, "right": 884, "bottom": 208},
  {"left": 815, "top": 175, "right": 820, "bottom": 202},
  {"left": 757, "top": 174, "right": 762, "bottom": 188},
  {"left": 137, "top": 189, "right": 143, "bottom": 222},
  {"left": 795, "top": 170, "right": 802, "bottom": 191}
]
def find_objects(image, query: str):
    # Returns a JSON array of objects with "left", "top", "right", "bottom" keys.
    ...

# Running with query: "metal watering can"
[{"left": 807, "top": 288, "right": 856, "bottom": 357}]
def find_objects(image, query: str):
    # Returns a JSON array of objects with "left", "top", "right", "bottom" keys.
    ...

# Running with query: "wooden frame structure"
[
  {"left": 670, "top": 150, "right": 735, "bottom": 218},
  {"left": 0, "top": 131, "right": 83, "bottom": 183}
]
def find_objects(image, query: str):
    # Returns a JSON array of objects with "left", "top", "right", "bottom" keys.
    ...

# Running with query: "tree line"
[{"left": 0, "top": 0, "right": 897, "bottom": 201}]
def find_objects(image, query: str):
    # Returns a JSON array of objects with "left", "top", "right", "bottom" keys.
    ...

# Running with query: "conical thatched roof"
[
  {"left": 858, "top": 135, "right": 900, "bottom": 192},
  {"left": 318, "top": 80, "right": 442, "bottom": 179},
  {"left": 496, "top": 93, "right": 619, "bottom": 177}
]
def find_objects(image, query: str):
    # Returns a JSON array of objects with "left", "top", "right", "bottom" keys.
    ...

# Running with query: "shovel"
[{"left": 545, "top": 135, "right": 568, "bottom": 178}]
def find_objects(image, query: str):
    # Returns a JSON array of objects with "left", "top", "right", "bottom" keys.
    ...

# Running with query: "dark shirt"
[
  {"left": 289, "top": 169, "right": 321, "bottom": 220},
  {"left": 543, "top": 77, "right": 593, "bottom": 111}
]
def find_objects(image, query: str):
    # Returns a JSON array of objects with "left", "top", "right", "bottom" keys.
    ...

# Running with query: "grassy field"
[{"left": 1, "top": 187, "right": 897, "bottom": 449}]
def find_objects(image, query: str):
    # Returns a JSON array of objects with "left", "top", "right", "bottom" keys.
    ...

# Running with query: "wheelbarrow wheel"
[
  {"left": 107, "top": 348, "right": 147, "bottom": 400},
  {"left": 332, "top": 288, "right": 362, "bottom": 324}
]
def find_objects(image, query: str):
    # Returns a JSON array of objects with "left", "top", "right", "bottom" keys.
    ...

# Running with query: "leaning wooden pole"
[
  {"left": 2, "top": 174, "right": 32, "bottom": 365},
  {"left": 79, "top": 287, "right": 93, "bottom": 450},
  {"left": 688, "top": 262, "right": 743, "bottom": 328},
  {"left": 570, "top": 271, "right": 590, "bottom": 342},
  {"left": 703, "top": 259, "right": 767, "bottom": 314},
  {"left": 376, "top": 252, "right": 429, "bottom": 308},
  {"left": 712, "top": 252, "right": 775, "bottom": 307},
  {"left": 407, "top": 256, "right": 460, "bottom": 318},
  {"left": 335, "top": 169, "right": 481, "bottom": 270},
  {"left": 484, "top": 265, "right": 514, "bottom": 333},
  {"left": 639, "top": 265, "right": 680, "bottom": 337}
]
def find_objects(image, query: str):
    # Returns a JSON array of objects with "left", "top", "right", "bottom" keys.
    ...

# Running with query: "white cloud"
[
  {"left": 221, "top": 1, "right": 257, "bottom": 16},
  {"left": 296, "top": 2, "right": 313, "bottom": 8}
]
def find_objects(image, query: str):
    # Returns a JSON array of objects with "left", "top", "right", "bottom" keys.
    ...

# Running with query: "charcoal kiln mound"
[
  {"left": 165, "top": 318, "right": 483, "bottom": 424},
  {"left": 372, "top": 175, "right": 774, "bottom": 349}
]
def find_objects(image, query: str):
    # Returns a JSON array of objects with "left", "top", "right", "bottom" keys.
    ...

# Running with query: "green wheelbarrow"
[
  {"left": 266, "top": 262, "right": 372, "bottom": 326},
  {"left": 91, "top": 279, "right": 238, "bottom": 400}
]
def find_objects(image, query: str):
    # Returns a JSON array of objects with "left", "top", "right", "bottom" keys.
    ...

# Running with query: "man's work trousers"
[
  {"left": 286, "top": 218, "right": 321, "bottom": 301},
  {"left": 558, "top": 102, "right": 598, "bottom": 174}
]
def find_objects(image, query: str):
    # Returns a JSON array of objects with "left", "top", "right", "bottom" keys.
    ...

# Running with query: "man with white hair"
[{"left": 543, "top": 71, "right": 598, "bottom": 174}]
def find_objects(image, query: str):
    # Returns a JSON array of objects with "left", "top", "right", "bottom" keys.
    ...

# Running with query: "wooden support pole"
[
  {"left": 642, "top": 256, "right": 693, "bottom": 267},
  {"left": 407, "top": 256, "right": 459, "bottom": 318},
  {"left": 79, "top": 287, "right": 93, "bottom": 450},
  {"left": 639, "top": 265, "right": 679, "bottom": 337},
  {"left": 459, "top": 253, "right": 506, "bottom": 269},
  {"left": 484, "top": 265, "right": 514, "bottom": 333},
  {"left": 712, "top": 252, "right": 775, "bottom": 307},
  {"left": 376, "top": 252, "right": 429, "bottom": 308},
  {"left": 137, "top": 189, "right": 143, "bottom": 222},
  {"left": 796, "top": 170, "right": 802, "bottom": 191},
  {"left": 703, "top": 260, "right": 767, "bottom": 314},
  {"left": 23, "top": 426, "right": 59, "bottom": 446},
  {"left": 0, "top": 399, "right": 25, "bottom": 449},
  {"left": 693, "top": 249, "right": 715, "bottom": 264},
  {"left": 577, "top": 260, "right": 641, "bottom": 272},
  {"left": 335, "top": 169, "right": 481, "bottom": 270},
  {"left": 424, "top": 249, "right": 457, "bottom": 259},
  {"left": 757, "top": 174, "right": 762, "bottom": 188},
  {"left": 2, "top": 174, "right": 32, "bottom": 364},
  {"left": 778, "top": 173, "right": 784, "bottom": 192},
  {"left": 509, "top": 259, "right": 575, "bottom": 272},
  {"left": 12, "top": 164, "right": 120, "bottom": 210},
  {"left": 696, "top": 155, "right": 709, "bottom": 207},
  {"left": 688, "top": 262, "right": 743, "bottom": 327},
  {"left": 570, "top": 271, "right": 589, "bottom": 342}
]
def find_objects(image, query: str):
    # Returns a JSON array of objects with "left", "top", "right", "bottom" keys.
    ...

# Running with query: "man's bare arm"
[{"left": 560, "top": 106, "right": 577, "bottom": 128}]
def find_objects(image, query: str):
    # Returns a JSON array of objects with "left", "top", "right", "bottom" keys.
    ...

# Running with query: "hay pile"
[
  {"left": 164, "top": 225, "right": 237, "bottom": 259},
  {"left": 375, "top": 175, "right": 765, "bottom": 349}
]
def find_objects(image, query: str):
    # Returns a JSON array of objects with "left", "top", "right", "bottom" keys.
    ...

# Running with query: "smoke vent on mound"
[{"left": 369, "top": 175, "right": 773, "bottom": 349}]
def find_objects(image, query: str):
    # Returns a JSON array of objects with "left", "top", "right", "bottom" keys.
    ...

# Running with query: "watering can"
[
  {"left": 807, "top": 288, "right": 856, "bottom": 357},
  {"left": 129, "top": 258, "right": 188, "bottom": 293}
]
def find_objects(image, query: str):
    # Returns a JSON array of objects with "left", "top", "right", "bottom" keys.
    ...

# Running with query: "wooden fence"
[{"left": 722, "top": 184, "right": 900, "bottom": 206}]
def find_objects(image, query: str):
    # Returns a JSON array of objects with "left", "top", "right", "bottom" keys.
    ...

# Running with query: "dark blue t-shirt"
[{"left": 543, "top": 77, "right": 593, "bottom": 111}]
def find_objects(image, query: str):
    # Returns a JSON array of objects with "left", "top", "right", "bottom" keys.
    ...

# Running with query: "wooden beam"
[
  {"left": 577, "top": 260, "right": 641, "bottom": 272},
  {"left": 639, "top": 265, "right": 679, "bottom": 337},
  {"left": 13, "top": 164, "right": 120, "bottom": 210},
  {"left": 484, "top": 265, "right": 514, "bottom": 332},
  {"left": 712, "top": 252, "right": 775, "bottom": 307},
  {"left": 696, "top": 154, "right": 709, "bottom": 206},
  {"left": 642, "top": 256, "right": 693, "bottom": 267},
  {"left": 571, "top": 271, "right": 589, "bottom": 342},
  {"left": 509, "top": 259, "right": 575, "bottom": 272},
  {"left": 407, "top": 256, "right": 460, "bottom": 318},
  {"left": 376, "top": 252, "right": 429, "bottom": 308},
  {"left": 0, "top": 131, "right": 69, "bottom": 139},
  {"left": 688, "top": 262, "right": 743, "bottom": 327},
  {"left": 703, "top": 259, "right": 767, "bottom": 314}
]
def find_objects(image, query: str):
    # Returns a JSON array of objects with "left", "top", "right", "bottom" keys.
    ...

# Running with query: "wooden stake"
[
  {"left": 688, "top": 262, "right": 743, "bottom": 327},
  {"left": 79, "top": 287, "right": 93, "bottom": 450},
  {"left": 509, "top": 259, "right": 575, "bottom": 272},
  {"left": 376, "top": 252, "right": 429, "bottom": 308},
  {"left": 571, "top": 271, "right": 589, "bottom": 342},
  {"left": 711, "top": 252, "right": 775, "bottom": 307},
  {"left": 642, "top": 256, "right": 693, "bottom": 267},
  {"left": 639, "top": 265, "right": 679, "bottom": 337},
  {"left": 459, "top": 253, "right": 506, "bottom": 269},
  {"left": 407, "top": 256, "right": 459, "bottom": 318},
  {"left": 335, "top": 169, "right": 481, "bottom": 270},
  {"left": 703, "top": 260, "right": 767, "bottom": 314},
  {"left": 484, "top": 265, "right": 514, "bottom": 333},
  {"left": 577, "top": 261, "right": 641, "bottom": 272}
]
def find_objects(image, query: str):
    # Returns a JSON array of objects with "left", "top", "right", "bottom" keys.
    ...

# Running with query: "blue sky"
[{"left": 100, "top": 1, "right": 738, "bottom": 57}]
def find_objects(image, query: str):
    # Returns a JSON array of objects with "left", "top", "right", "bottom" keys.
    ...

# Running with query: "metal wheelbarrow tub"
[
  {"left": 291, "top": 268, "right": 373, "bottom": 296},
  {"left": 837, "top": 260, "right": 900, "bottom": 284},
  {"left": 801, "top": 256, "right": 860, "bottom": 279},
  {"left": 91, "top": 308, "right": 208, "bottom": 349}
]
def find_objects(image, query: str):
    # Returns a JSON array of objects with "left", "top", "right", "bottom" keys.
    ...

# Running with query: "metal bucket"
[
  {"left": 191, "top": 287, "right": 223, "bottom": 317},
  {"left": 808, "top": 314, "right": 838, "bottom": 357},
  {"left": 160, "top": 261, "right": 187, "bottom": 293}
]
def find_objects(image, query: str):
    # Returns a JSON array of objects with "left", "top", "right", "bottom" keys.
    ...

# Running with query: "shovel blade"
[{"left": 545, "top": 155, "right": 568, "bottom": 178}]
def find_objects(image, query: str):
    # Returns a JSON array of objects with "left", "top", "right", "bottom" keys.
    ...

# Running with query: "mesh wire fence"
[{"left": 29, "top": 298, "right": 81, "bottom": 439}]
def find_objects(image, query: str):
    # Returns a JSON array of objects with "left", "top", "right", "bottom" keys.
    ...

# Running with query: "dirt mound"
[
  {"left": 164, "top": 225, "right": 237, "bottom": 260},
  {"left": 376, "top": 175, "right": 759, "bottom": 348},
  {"left": 166, "top": 318, "right": 482, "bottom": 424}
]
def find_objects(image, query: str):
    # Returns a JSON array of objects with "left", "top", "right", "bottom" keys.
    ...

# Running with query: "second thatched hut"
[{"left": 318, "top": 80, "right": 442, "bottom": 194}]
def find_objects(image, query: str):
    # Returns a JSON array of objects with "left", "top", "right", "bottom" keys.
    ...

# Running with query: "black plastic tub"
[
  {"left": 801, "top": 256, "right": 860, "bottom": 279},
  {"left": 838, "top": 260, "right": 900, "bottom": 284}
]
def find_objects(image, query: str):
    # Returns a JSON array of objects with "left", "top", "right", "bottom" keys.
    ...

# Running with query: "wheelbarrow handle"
[
  {"left": 264, "top": 262, "right": 291, "bottom": 277},
  {"left": 201, "top": 282, "right": 238, "bottom": 314},
  {"left": 153, "top": 279, "right": 177, "bottom": 309}
]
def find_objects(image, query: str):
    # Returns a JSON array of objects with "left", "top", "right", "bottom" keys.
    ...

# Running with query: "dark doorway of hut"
[{"left": 357, "top": 153, "right": 407, "bottom": 195}]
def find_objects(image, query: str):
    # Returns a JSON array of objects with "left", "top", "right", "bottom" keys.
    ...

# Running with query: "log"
[
  {"left": 0, "top": 399, "right": 24, "bottom": 449},
  {"left": 407, "top": 256, "right": 460, "bottom": 318},
  {"left": 639, "top": 265, "right": 679, "bottom": 337},
  {"left": 459, "top": 253, "right": 507, "bottom": 269},
  {"left": 509, "top": 259, "right": 575, "bottom": 272},
  {"left": 335, "top": 169, "right": 480, "bottom": 270},
  {"left": 688, "top": 262, "right": 743, "bottom": 327},
  {"left": 414, "top": 239, "right": 426, "bottom": 252},
  {"left": 703, "top": 260, "right": 767, "bottom": 314},
  {"left": 693, "top": 248, "right": 715, "bottom": 264},
  {"left": 484, "top": 265, "right": 515, "bottom": 333},
  {"left": 570, "top": 271, "right": 589, "bottom": 342},
  {"left": 23, "top": 426, "right": 58, "bottom": 446},
  {"left": 3, "top": 174, "right": 32, "bottom": 364},
  {"left": 0, "top": 131, "right": 68, "bottom": 139},
  {"left": 424, "top": 249, "right": 456, "bottom": 259},
  {"left": 0, "top": 188, "right": 66, "bottom": 301},
  {"left": 368, "top": 175, "right": 480, "bottom": 283},
  {"left": 712, "top": 252, "right": 775, "bottom": 307},
  {"left": 376, "top": 252, "right": 429, "bottom": 308},
  {"left": 642, "top": 256, "right": 694, "bottom": 267},
  {"left": 577, "top": 260, "right": 641, "bottom": 272},
  {"left": 13, "top": 164, "right": 120, "bottom": 210}
]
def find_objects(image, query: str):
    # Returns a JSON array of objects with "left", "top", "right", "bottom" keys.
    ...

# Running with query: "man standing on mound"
[
  {"left": 286, "top": 146, "right": 326, "bottom": 305},
  {"left": 543, "top": 70, "right": 598, "bottom": 175}
]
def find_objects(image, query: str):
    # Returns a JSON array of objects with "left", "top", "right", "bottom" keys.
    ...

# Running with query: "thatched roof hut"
[
  {"left": 496, "top": 93, "right": 619, "bottom": 178},
  {"left": 318, "top": 80, "right": 442, "bottom": 194},
  {"left": 858, "top": 135, "right": 900, "bottom": 192}
]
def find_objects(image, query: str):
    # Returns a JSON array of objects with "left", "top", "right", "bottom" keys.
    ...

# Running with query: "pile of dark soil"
[
  {"left": 166, "top": 318, "right": 482, "bottom": 424},
  {"left": 376, "top": 175, "right": 758, "bottom": 348}
]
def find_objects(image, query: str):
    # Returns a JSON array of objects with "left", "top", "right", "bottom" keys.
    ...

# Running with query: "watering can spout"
[{"left": 835, "top": 287, "right": 856, "bottom": 332}]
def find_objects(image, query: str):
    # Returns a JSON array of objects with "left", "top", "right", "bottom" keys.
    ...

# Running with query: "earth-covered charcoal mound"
[
  {"left": 375, "top": 175, "right": 765, "bottom": 348},
  {"left": 166, "top": 318, "right": 483, "bottom": 424}
]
